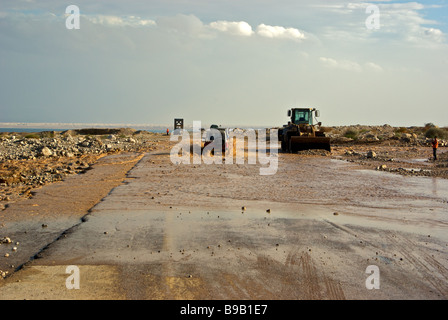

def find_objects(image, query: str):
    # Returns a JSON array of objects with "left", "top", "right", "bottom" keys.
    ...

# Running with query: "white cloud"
[
  {"left": 364, "top": 62, "right": 383, "bottom": 72},
  {"left": 86, "top": 15, "right": 156, "bottom": 27},
  {"left": 423, "top": 27, "right": 444, "bottom": 43},
  {"left": 256, "top": 24, "right": 306, "bottom": 40},
  {"left": 313, "top": 1, "right": 445, "bottom": 47},
  {"left": 155, "top": 14, "right": 204, "bottom": 34},
  {"left": 208, "top": 20, "right": 309, "bottom": 41},
  {"left": 319, "top": 57, "right": 362, "bottom": 72},
  {"left": 320, "top": 57, "right": 384, "bottom": 73},
  {"left": 209, "top": 20, "right": 254, "bottom": 37},
  {"left": 374, "top": 2, "right": 445, "bottom": 46}
]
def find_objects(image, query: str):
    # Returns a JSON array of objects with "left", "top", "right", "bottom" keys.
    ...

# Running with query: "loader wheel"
[
  {"left": 288, "top": 138, "right": 297, "bottom": 153},
  {"left": 281, "top": 140, "right": 287, "bottom": 152}
]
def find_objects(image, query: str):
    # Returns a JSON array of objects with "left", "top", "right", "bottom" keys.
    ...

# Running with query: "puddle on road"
[
  {"left": 356, "top": 168, "right": 448, "bottom": 199},
  {"left": 331, "top": 156, "right": 448, "bottom": 200},
  {"left": 42, "top": 205, "right": 331, "bottom": 263},
  {"left": 64, "top": 201, "right": 448, "bottom": 264},
  {"left": 393, "top": 158, "right": 432, "bottom": 166}
]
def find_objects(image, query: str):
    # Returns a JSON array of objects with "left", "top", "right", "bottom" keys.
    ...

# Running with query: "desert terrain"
[{"left": 0, "top": 125, "right": 447, "bottom": 301}]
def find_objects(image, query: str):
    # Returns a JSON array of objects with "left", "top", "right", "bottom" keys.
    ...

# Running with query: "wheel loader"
[{"left": 278, "top": 108, "right": 331, "bottom": 153}]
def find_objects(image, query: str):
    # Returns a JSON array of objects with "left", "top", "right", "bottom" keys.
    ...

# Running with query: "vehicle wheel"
[
  {"left": 281, "top": 140, "right": 287, "bottom": 152},
  {"left": 289, "top": 139, "right": 297, "bottom": 153}
]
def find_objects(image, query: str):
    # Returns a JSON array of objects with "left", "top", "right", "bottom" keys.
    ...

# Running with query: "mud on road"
[{"left": 0, "top": 137, "right": 447, "bottom": 300}]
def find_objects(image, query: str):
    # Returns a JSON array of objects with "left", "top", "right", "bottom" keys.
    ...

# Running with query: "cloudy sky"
[{"left": 0, "top": 0, "right": 447, "bottom": 127}]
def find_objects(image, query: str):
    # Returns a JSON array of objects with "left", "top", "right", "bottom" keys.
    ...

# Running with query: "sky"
[{"left": 0, "top": 0, "right": 447, "bottom": 128}]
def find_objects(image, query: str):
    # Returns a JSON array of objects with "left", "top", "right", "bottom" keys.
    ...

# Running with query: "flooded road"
[{"left": 1, "top": 147, "right": 447, "bottom": 299}]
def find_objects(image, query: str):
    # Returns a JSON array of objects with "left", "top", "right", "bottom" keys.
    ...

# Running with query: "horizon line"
[{"left": 0, "top": 122, "right": 446, "bottom": 129}]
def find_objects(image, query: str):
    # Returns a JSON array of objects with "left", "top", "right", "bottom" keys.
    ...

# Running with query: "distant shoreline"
[
  {"left": 0, "top": 123, "right": 170, "bottom": 130},
  {"left": 0, "top": 127, "right": 166, "bottom": 133},
  {"left": 0, "top": 122, "right": 275, "bottom": 133}
]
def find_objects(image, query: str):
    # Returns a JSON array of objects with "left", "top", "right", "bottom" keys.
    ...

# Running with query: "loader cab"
[{"left": 288, "top": 108, "right": 317, "bottom": 126}]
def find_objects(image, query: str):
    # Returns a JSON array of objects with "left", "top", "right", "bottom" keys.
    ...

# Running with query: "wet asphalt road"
[{"left": 1, "top": 149, "right": 448, "bottom": 300}]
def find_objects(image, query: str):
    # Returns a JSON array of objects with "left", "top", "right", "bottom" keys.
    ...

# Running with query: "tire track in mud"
[
  {"left": 299, "top": 252, "right": 322, "bottom": 300},
  {"left": 323, "top": 218, "right": 448, "bottom": 299},
  {"left": 323, "top": 276, "right": 345, "bottom": 300},
  {"left": 254, "top": 254, "right": 288, "bottom": 299},
  {"left": 284, "top": 250, "right": 345, "bottom": 300},
  {"left": 385, "top": 232, "right": 448, "bottom": 298}
]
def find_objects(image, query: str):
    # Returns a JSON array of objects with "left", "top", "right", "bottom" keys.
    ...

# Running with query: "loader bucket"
[{"left": 289, "top": 136, "right": 331, "bottom": 153}]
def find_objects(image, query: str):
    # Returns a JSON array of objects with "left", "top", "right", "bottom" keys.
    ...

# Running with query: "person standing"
[
  {"left": 166, "top": 128, "right": 169, "bottom": 136},
  {"left": 432, "top": 136, "right": 438, "bottom": 160}
]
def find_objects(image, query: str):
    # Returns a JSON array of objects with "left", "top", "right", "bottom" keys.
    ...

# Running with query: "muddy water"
[
  {"left": 1, "top": 151, "right": 448, "bottom": 299},
  {"left": 320, "top": 159, "right": 448, "bottom": 239}
]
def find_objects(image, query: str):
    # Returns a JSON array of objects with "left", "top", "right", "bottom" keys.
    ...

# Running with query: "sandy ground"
[{"left": 0, "top": 136, "right": 447, "bottom": 300}]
